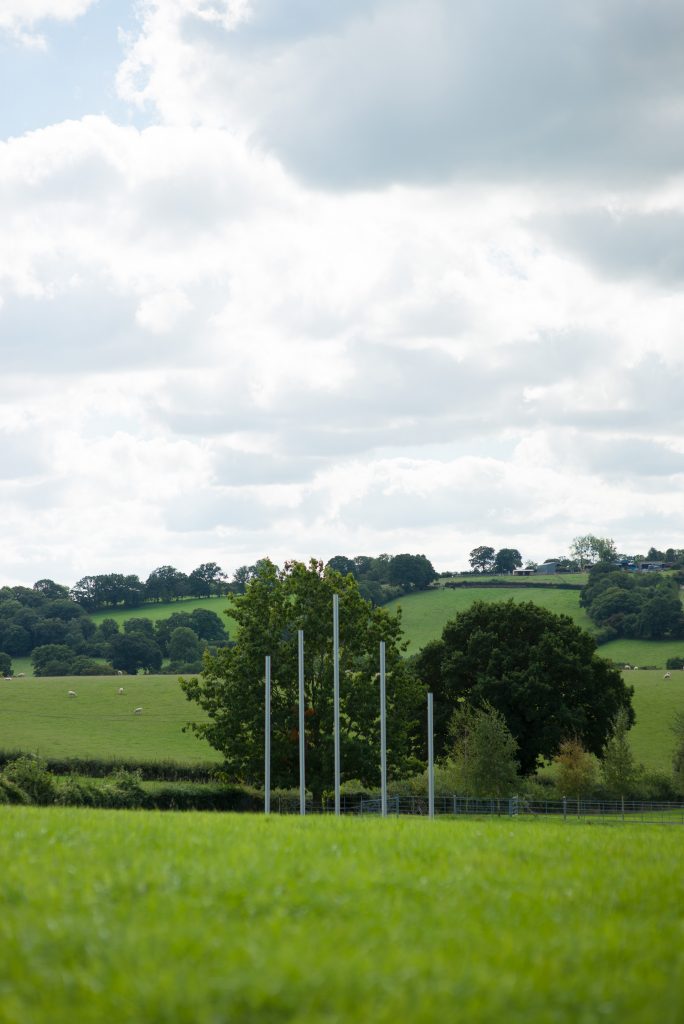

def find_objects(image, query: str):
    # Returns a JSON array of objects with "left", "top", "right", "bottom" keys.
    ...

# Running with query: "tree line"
[
  {"left": 467, "top": 537, "right": 684, "bottom": 574},
  {"left": 580, "top": 562, "right": 684, "bottom": 643},
  {"left": 0, "top": 582, "right": 229, "bottom": 676}
]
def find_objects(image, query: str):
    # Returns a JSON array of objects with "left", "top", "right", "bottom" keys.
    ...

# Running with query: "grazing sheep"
[
  {"left": 664, "top": 672, "right": 671, "bottom": 680},
  {"left": 16, "top": 673, "right": 25, "bottom": 678},
  {"left": 117, "top": 687, "right": 125, "bottom": 695},
  {"left": 134, "top": 707, "right": 143, "bottom": 715},
  {"left": 68, "top": 690, "right": 77, "bottom": 698},
  {"left": 116, "top": 670, "right": 124, "bottom": 676}
]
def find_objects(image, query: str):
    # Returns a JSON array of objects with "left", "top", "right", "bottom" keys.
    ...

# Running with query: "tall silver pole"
[
  {"left": 380, "top": 640, "right": 387, "bottom": 817},
  {"left": 428, "top": 692, "right": 435, "bottom": 819},
  {"left": 298, "top": 629, "right": 306, "bottom": 816},
  {"left": 264, "top": 655, "right": 271, "bottom": 815},
  {"left": 333, "top": 594, "right": 340, "bottom": 816}
]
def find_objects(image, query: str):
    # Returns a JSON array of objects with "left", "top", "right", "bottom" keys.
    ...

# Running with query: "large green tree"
[
  {"left": 414, "top": 600, "right": 634, "bottom": 773},
  {"left": 181, "top": 558, "right": 422, "bottom": 804}
]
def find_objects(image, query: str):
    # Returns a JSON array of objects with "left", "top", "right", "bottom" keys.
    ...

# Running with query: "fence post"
[{"left": 562, "top": 796, "right": 567, "bottom": 822}]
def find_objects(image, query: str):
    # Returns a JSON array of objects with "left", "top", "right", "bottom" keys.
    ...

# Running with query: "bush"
[
  {"left": 57, "top": 776, "right": 103, "bottom": 807},
  {"left": 102, "top": 768, "right": 146, "bottom": 808},
  {"left": 0, "top": 777, "right": 29, "bottom": 804},
  {"left": 1, "top": 755, "right": 58, "bottom": 804},
  {"left": 666, "top": 657, "right": 684, "bottom": 670},
  {"left": 144, "top": 782, "right": 262, "bottom": 812}
]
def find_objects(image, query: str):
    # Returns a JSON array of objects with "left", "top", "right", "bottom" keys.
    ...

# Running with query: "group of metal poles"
[{"left": 263, "top": 595, "right": 435, "bottom": 818}]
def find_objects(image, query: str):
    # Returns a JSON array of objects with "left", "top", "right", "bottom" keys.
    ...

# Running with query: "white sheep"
[
  {"left": 117, "top": 687, "right": 125, "bottom": 695},
  {"left": 664, "top": 672, "right": 671, "bottom": 680},
  {"left": 134, "top": 706, "right": 143, "bottom": 715},
  {"left": 116, "top": 670, "right": 123, "bottom": 676},
  {"left": 68, "top": 690, "right": 77, "bottom": 697}
]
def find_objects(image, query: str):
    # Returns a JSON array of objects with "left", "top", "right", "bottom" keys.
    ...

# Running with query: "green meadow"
[
  {"left": 2, "top": 669, "right": 682, "bottom": 773},
  {"left": 388, "top": 586, "right": 596, "bottom": 652},
  {"left": 1, "top": 809, "right": 683, "bottom": 1024},
  {"left": 89, "top": 595, "right": 238, "bottom": 633},
  {"left": 0, "top": 675, "right": 220, "bottom": 764}
]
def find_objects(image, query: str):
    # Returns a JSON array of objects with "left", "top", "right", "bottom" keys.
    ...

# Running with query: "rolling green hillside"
[
  {"left": 388, "top": 587, "right": 596, "bottom": 653},
  {"left": 89, "top": 595, "right": 237, "bottom": 633}
]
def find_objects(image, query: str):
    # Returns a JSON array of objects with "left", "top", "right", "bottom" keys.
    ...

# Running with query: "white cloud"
[
  {"left": 1, "top": 3, "right": 684, "bottom": 584},
  {"left": 0, "top": 0, "right": 96, "bottom": 48}
]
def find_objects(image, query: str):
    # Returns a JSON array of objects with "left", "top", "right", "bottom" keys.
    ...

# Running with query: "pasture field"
[
  {"left": 388, "top": 586, "right": 596, "bottom": 652},
  {"left": 89, "top": 595, "right": 237, "bottom": 633},
  {"left": 0, "top": 675, "right": 220, "bottom": 764},
  {"left": 1, "top": 670, "right": 683, "bottom": 773},
  {"left": 1, "top": 810, "right": 683, "bottom": 1024}
]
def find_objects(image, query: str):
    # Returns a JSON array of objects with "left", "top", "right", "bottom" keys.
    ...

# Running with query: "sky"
[{"left": 1, "top": 0, "right": 684, "bottom": 588}]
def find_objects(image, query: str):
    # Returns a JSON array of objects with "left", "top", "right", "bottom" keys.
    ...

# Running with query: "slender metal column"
[
  {"left": 264, "top": 655, "right": 271, "bottom": 815},
  {"left": 380, "top": 640, "right": 387, "bottom": 817},
  {"left": 428, "top": 692, "right": 435, "bottom": 819},
  {"left": 333, "top": 594, "right": 340, "bottom": 816},
  {"left": 298, "top": 629, "right": 306, "bottom": 816}
]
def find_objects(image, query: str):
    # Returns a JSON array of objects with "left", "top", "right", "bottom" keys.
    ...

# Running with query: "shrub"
[
  {"left": 0, "top": 777, "right": 29, "bottom": 804},
  {"left": 57, "top": 776, "right": 103, "bottom": 807},
  {"left": 103, "top": 768, "right": 145, "bottom": 808},
  {"left": 666, "top": 657, "right": 684, "bottom": 670},
  {"left": 1, "top": 755, "right": 57, "bottom": 804}
]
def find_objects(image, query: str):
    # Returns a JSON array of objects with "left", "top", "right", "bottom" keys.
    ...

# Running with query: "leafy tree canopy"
[
  {"left": 493, "top": 548, "right": 523, "bottom": 574},
  {"left": 468, "top": 546, "right": 496, "bottom": 573},
  {"left": 414, "top": 600, "right": 634, "bottom": 774},
  {"left": 181, "top": 558, "right": 423, "bottom": 804}
]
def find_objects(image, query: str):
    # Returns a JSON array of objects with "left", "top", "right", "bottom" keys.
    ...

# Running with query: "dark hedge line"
[
  {"left": 0, "top": 750, "right": 219, "bottom": 782},
  {"left": 443, "top": 581, "right": 583, "bottom": 590}
]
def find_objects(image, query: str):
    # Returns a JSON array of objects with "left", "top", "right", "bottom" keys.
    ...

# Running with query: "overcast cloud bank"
[{"left": 1, "top": 0, "right": 683, "bottom": 585}]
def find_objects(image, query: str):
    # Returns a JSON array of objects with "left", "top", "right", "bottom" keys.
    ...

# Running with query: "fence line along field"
[
  {"left": 2, "top": 670, "right": 683, "bottom": 773},
  {"left": 1, "top": 809, "right": 682, "bottom": 1024},
  {"left": 0, "top": 675, "right": 220, "bottom": 764}
]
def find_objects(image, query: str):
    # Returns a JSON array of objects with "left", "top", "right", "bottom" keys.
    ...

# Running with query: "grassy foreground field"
[{"left": 1, "top": 810, "right": 683, "bottom": 1024}]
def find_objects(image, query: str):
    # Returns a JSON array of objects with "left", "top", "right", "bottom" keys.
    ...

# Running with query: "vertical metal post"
[
  {"left": 380, "top": 641, "right": 387, "bottom": 817},
  {"left": 264, "top": 655, "right": 271, "bottom": 815},
  {"left": 298, "top": 630, "right": 306, "bottom": 816},
  {"left": 333, "top": 594, "right": 340, "bottom": 816},
  {"left": 428, "top": 692, "right": 435, "bottom": 819}
]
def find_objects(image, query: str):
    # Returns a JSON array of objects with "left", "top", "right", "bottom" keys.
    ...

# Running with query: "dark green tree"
[
  {"left": 414, "top": 600, "right": 634, "bottom": 774},
  {"left": 181, "top": 558, "right": 422, "bottom": 805},
  {"left": 468, "top": 546, "right": 496, "bottom": 573},
  {"left": 389, "top": 553, "right": 436, "bottom": 592},
  {"left": 109, "top": 634, "right": 163, "bottom": 674},
  {"left": 493, "top": 548, "right": 523, "bottom": 574},
  {"left": 325, "top": 555, "right": 357, "bottom": 577},
  {"left": 169, "top": 626, "right": 202, "bottom": 664},
  {"left": 0, "top": 652, "right": 12, "bottom": 676}
]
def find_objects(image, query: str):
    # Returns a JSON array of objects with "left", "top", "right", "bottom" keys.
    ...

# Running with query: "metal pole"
[
  {"left": 298, "top": 630, "right": 306, "bottom": 816},
  {"left": 333, "top": 594, "right": 340, "bottom": 816},
  {"left": 264, "top": 655, "right": 271, "bottom": 815},
  {"left": 428, "top": 692, "right": 435, "bottom": 819},
  {"left": 380, "top": 641, "right": 387, "bottom": 817}
]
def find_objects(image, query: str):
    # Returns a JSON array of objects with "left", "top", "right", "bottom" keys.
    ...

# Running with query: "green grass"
[
  {"left": 89, "top": 595, "right": 237, "bottom": 633},
  {"left": 389, "top": 587, "right": 596, "bottom": 652},
  {"left": 626, "top": 669, "right": 684, "bottom": 773},
  {"left": 1, "top": 810, "right": 682, "bottom": 1024},
  {"left": 2, "top": 669, "right": 681, "bottom": 774},
  {"left": 598, "top": 637, "right": 684, "bottom": 670},
  {"left": 0, "top": 675, "right": 220, "bottom": 764}
]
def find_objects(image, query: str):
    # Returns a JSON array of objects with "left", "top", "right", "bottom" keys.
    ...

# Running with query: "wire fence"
[{"left": 272, "top": 794, "right": 684, "bottom": 825}]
